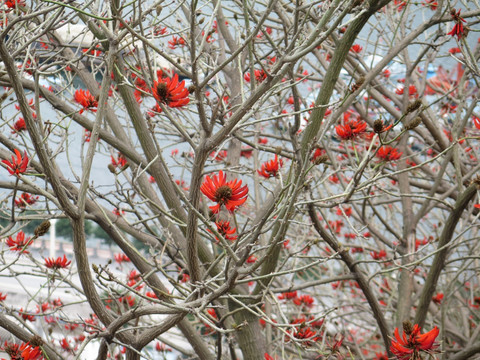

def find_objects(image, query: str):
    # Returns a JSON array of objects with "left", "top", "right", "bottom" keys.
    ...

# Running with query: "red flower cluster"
[
  {"left": 200, "top": 170, "right": 248, "bottom": 213},
  {"left": 376, "top": 146, "right": 402, "bottom": 161},
  {"left": 151, "top": 73, "right": 190, "bottom": 108},
  {"left": 45, "top": 255, "right": 71, "bottom": 269},
  {"left": 370, "top": 249, "right": 387, "bottom": 260},
  {"left": 111, "top": 153, "right": 127, "bottom": 168},
  {"left": 1, "top": 341, "right": 43, "bottom": 360},
  {"left": 292, "top": 294, "right": 314, "bottom": 307},
  {"left": 168, "top": 35, "right": 186, "bottom": 49},
  {"left": 396, "top": 85, "right": 417, "bottom": 97},
  {"left": 15, "top": 193, "right": 38, "bottom": 208},
  {"left": 447, "top": 9, "right": 467, "bottom": 40},
  {"left": 422, "top": 0, "right": 437, "bottom": 10},
  {"left": 2, "top": 149, "right": 29, "bottom": 175},
  {"left": 12, "top": 118, "right": 27, "bottom": 133},
  {"left": 278, "top": 291, "right": 297, "bottom": 300},
  {"left": 155, "top": 342, "right": 172, "bottom": 352},
  {"left": 390, "top": 322, "right": 439, "bottom": 360},
  {"left": 3, "top": 0, "right": 26, "bottom": 9},
  {"left": 212, "top": 220, "right": 237, "bottom": 242},
  {"left": 335, "top": 120, "right": 367, "bottom": 140},
  {"left": 73, "top": 89, "right": 98, "bottom": 114},
  {"left": 350, "top": 44, "right": 363, "bottom": 53},
  {"left": 432, "top": 293, "right": 444, "bottom": 304},
  {"left": 19, "top": 308, "right": 35, "bottom": 322},
  {"left": 244, "top": 69, "right": 267, "bottom": 83},
  {"left": 114, "top": 253, "right": 130, "bottom": 263},
  {"left": 473, "top": 116, "right": 480, "bottom": 130},
  {"left": 258, "top": 154, "right": 283, "bottom": 178},
  {"left": 5, "top": 231, "right": 33, "bottom": 253},
  {"left": 288, "top": 326, "right": 320, "bottom": 347}
]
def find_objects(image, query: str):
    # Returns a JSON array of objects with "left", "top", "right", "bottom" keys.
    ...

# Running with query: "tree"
[{"left": 0, "top": 0, "right": 479, "bottom": 359}]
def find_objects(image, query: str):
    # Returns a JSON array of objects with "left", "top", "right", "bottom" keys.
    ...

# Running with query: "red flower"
[
  {"left": 4, "top": 0, "right": 26, "bottom": 9},
  {"left": 114, "top": 253, "right": 130, "bottom": 263},
  {"left": 335, "top": 120, "right": 367, "bottom": 140},
  {"left": 73, "top": 89, "right": 98, "bottom": 114},
  {"left": 311, "top": 147, "right": 326, "bottom": 163},
  {"left": 422, "top": 0, "right": 437, "bottom": 10},
  {"left": 151, "top": 73, "right": 190, "bottom": 108},
  {"left": 6, "top": 231, "right": 33, "bottom": 253},
  {"left": 12, "top": 117, "right": 27, "bottom": 133},
  {"left": 167, "top": 35, "right": 186, "bottom": 49},
  {"left": 447, "top": 9, "right": 467, "bottom": 40},
  {"left": 278, "top": 291, "right": 297, "bottom": 300},
  {"left": 200, "top": 170, "right": 248, "bottom": 213},
  {"left": 111, "top": 153, "right": 127, "bottom": 168},
  {"left": 432, "top": 293, "right": 444, "bottom": 304},
  {"left": 2, "top": 149, "right": 29, "bottom": 175},
  {"left": 15, "top": 192, "right": 38, "bottom": 208},
  {"left": 370, "top": 249, "right": 387, "bottom": 260},
  {"left": 45, "top": 255, "right": 71, "bottom": 269},
  {"left": 257, "top": 154, "right": 283, "bottom": 178},
  {"left": 212, "top": 220, "right": 237, "bottom": 242},
  {"left": 19, "top": 308, "right": 36, "bottom": 322},
  {"left": 155, "top": 342, "right": 172, "bottom": 352},
  {"left": 244, "top": 69, "right": 267, "bottom": 83},
  {"left": 473, "top": 117, "right": 480, "bottom": 130},
  {"left": 153, "top": 26, "right": 168, "bottom": 36},
  {"left": 390, "top": 323, "right": 439, "bottom": 360},
  {"left": 84, "top": 129, "right": 92, "bottom": 142},
  {"left": 292, "top": 295, "right": 314, "bottom": 307},
  {"left": 449, "top": 47, "right": 461, "bottom": 54},
  {"left": 396, "top": 85, "right": 417, "bottom": 96},
  {"left": 289, "top": 326, "right": 320, "bottom": 347},
  {"left": 0, "top": 292, "right": 6, "bottom": 301},
  {"left": 376, "top": 146, "right": 402, "bottom": 161},
  {"left": 2, "top": 341, "right": 43, "bottom": 360},
  {"left": 350, "top": 44, "right": 363, "bottom": 53}
]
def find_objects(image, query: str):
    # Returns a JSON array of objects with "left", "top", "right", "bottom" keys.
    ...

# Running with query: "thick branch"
[{"left": 414, "top": 181, "right": 479, "bottom": 327}]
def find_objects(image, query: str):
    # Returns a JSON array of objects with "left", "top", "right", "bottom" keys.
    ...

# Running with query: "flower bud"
[
  {"left": 34, "top": 220, "right": 51, "bottom": 237},
  {"left": 405, "top": 117, "right": 422, "bottom": 130},
  {"left": 406, "top": 99, "right": 422, "bottom": 114}
]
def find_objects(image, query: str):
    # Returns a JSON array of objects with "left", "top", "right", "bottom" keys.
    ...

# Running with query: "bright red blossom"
[
  {"left": 12, "top": 118, "right": 27, "bottom": 133},
  {"left": 244, "top": 69, "right": 267, "bottom": 83},
  {"left": 258, "top": 154, "right": 283, "bottom": 178},
  {"left": 151, "top": 73, "right": 190, "bottom": 108},
  {"left": 350, "top": 44, "right": 363, "bottom": 53},
  {"left": 335, "top": 120, "right": 367, "bottom": 140},
  {"left": 2, "top": 149, "right": 29, "bottom": 175},
  {"left": 45, "top": 255, "right": 71, "bottom": 269},
  {"left": 6, "top": 231, "right": 33, "bottom": 253},
  {"left": 4, "top": 0, "right": 26, "bottom": 9},
  {"left": 376, "top": 146, "right": 403, "bottom": 161},
  {"left": 447, "top": 9, "right": 467, "bottom": 40},
  {"left": 200, "top": 170, "right": 248, "bottom": 213},
  {"left": 2, "top": 341, "right": 43, "bottom": 360},
  {"left": 15, "top": 193, "right": 38, "bottom": 208},
  {"left": 213, "top": 220, "right": 237, "bottom": 241},
  {"left": 168, "top": 35, "right": 185, "bottom": 49},
  {"left": 473, "top": 117, "right": 480, "bottom": 130},
  {"left": 111, "top": 153, "right": 127, "bottom": 168},
  {"left": 390, "top": 323, "right": 439, "bottom": 359},
  {"left": 73, "top": 89, "right": 98, "bottom": 114}
]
